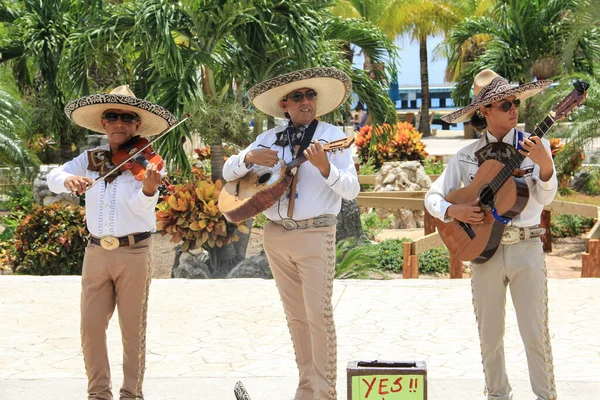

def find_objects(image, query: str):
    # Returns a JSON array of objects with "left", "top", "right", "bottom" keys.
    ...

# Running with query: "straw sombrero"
[
  {"left": 248, "top": 67, "right": 352, "bottom": 119},
  {"left": 442, "top": 69, "right": 552, "bottom": 123},
  {"left": 64, "top": 85, "right": 178, "bottom": 137}
]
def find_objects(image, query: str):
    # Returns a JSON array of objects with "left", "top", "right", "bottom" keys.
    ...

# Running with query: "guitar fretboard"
[{"left": 487, "top": 114, "right": 556, "bottom": 193}]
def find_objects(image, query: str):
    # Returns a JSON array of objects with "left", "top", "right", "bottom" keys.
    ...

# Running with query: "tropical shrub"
[
  {"left": 6, "top": 203, "right": 88, "bottom": 275},
  {"left": 418, "top": 246, "right": 451, "bottom": 275},
  {"left": 550, "top": 214, "right": 595, "bottom": 239},
  {"left": 0, "top": 175, "right": 35, "bottom": 212},
  {"left": 355, "top": 122, "right": 428, "bottom": 168},
  {"left": 335, "top": 237, "right": 385, "bottom": 279},
  {"left": 374, "top": 238, "right": 409, "bottom": 272},
  {"left": 423, "top": 158, "right": 445, "bottom": 175},
  {"left": 155, "top": 168, "right": 249, "bottom": 252},
  {"left": 360, "top": 210, "right": 394, "bottom": 240},
  {"left": 553, "top": 142, "right": 585, "bottom": 193}
]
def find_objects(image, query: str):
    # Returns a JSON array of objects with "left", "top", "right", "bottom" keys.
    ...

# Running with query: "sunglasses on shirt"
[
  {"left": 102, "top": 111, "right": 140, "bottom": 123},
  {"left": 486, "top": 99, "right": 521, "bottom": 113},
  {"left": 284, "top": 90, "right": 318, "bottom": 102}
]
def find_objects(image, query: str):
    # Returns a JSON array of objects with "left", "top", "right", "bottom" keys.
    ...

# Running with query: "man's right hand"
[
  {"left": 244, "top": 149, "right": 279, "bottom": 167},
  {"left": 446, "top": 198, "right": 484, "bottom": 224},
  {"left": 65, "top": 175, "right": 93, "bottom": 195}
]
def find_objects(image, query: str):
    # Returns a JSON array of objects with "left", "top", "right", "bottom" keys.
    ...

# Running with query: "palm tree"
[
  {"left": 0, "top": 0, "right": 93, "bottom": 161},
  {"left": 446, "top": 0, "right": 599, "bottom": 131},
  {"left": 559, "top": 0, "right": 600, "bottom": 72},
  {"left": 0, "top": 85, "right": 31, "bottom": 168}
]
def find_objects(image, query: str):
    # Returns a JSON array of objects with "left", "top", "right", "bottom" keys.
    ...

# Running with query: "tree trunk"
[
  {"left": 59, "top": 140, "right": 73, "bottom": 163},
  {"left": 524, "top": 98, "right": 534, "bottom": 133},
  {"left": 418, "top": 37, "right": 431, "bottom": 137},
  {"left": 206, "top": 219, "right": 253, "bottom": 278},
  {"left": 267, "top": 115, "right": 275, "bottom": 130},
  {"left": 336, "top": 199, "right": 363, "bottom": 243},
  {"left": 210, "top": 137, "right": 224, "bottom": 183},
  {"left": 253, "top": 113, "right": 264, "bottom": 138}
]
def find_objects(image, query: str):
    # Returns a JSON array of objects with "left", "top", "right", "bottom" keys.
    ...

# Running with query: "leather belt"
[
  {"left": 271, "top": 214, "right": 338, "bottom": 231},
  {"left": 501, "top": 226, "right": 546, "bottom": 245},
  {"left": 89, "top": 232, "right": 151, "bottom": 250}
]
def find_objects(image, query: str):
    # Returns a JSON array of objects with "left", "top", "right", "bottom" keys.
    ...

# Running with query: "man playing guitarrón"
[
  {"left": 222, "top": 67, "right": 360, "bottom": 400},
  {"left": 425, "top": 70, "right": 558, "bottom": 400}
]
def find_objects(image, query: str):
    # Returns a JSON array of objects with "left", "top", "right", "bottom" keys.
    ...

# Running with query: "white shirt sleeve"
[
  {"left": 529, "top": 139, "right": 558, "bottom": 205},
  {"left": 424, "top": 155, "right": 462, "bottom": 222},
  {"left": 47, "top": 151, "right": 89, "bottom": 194}
]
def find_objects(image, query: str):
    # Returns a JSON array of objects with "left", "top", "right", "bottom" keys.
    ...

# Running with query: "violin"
[{"left": 112, "top": 136, "right": 165, "bottom": 181}]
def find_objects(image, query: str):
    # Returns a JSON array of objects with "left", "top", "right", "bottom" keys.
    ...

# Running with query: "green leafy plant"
[
  {"left": 550, "top": 214, "right": 595, "bottom": 238},
  {"left": 252, "top": 213, "right": 268, "bottom": 229},
  {"left": 360, "top": 211, "right": 394, "bottom": 240},
  {"left": 156, "top": 168, "right": 249, "bottom": 252},
  {"left": 0, "top": 175, "right": 35, "bottom": 212},
  {"left": 374, "top": 238, "right": 410, "bottom": 272},
  {"left": 6, "top": 203, "right": 88, "bottom": 275},
  {"left": 418, "top": 246, "right": 450, "bottom": 275},
  {"left": 423, "top": 158, "right": 445, "bottom": 175},
  {"left": 335, "top": 237, "right": 386, "bottom": 279}
]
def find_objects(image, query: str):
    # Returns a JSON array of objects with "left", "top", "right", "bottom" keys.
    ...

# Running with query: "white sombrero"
[
  {"left": 64, "top": 85, "right": 177, "bottom": 137},
  {"left": 248, "top": 67, "right": 352, "bottom": 119},
  {"left": 442, "top": 69, "right": 552, "bottom": 123}
]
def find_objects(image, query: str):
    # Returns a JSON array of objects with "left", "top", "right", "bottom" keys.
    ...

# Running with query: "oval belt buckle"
[
  {"left": 281, "top": 219, "right": 298, "bottom": 230},
  {"left": 100, "top": 235, "right": 120, "bottom": 251},
  {"left": 501, "top": 228, "right": 520, "bottom": 245}
]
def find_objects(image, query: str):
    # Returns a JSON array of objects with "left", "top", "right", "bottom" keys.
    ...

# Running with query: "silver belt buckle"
[
  {"left": 100, "top": 235, "right": 120, "bottom": 251},
  {"left": 501, "top": 227, "right": 520, "bottom": 245},
  {"left": 281, "top": 219, "right": 298, "bottom": 230}
]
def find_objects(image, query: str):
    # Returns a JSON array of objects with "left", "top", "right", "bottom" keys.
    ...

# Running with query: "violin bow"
[{"left": 86, "top": 113, "right": 190, "bottom": 191}]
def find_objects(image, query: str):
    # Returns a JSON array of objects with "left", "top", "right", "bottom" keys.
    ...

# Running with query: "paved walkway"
[{"left": 1, "top": 276, "right": 599, "bottom": 399}]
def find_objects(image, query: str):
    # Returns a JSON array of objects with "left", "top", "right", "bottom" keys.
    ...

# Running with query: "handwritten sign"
[{"left": 351, "top": 374, "right": 425, "bottom": 400}]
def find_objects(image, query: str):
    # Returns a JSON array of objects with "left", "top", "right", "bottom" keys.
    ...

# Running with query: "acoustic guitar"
[
  {"left": 218, "top": 136, "right": 354, "bottom": 223},
  {"left": 436, "top": 80, "right": 589, "bottom": 263}
]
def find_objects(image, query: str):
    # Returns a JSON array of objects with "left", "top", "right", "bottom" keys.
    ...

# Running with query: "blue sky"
[{"left": 353, "top": 34, "right": 448, "bottom": 86}]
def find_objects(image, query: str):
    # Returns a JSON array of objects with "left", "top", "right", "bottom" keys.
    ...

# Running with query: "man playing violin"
[
  {"left": 47, "top": 85, "right": 177, "bottom": 400},
  {"left": 223, "top": 68, "right": 359, "bottom": 400},
  {"left": 425, "top": 70, "right": 558, "bottom": 400}
]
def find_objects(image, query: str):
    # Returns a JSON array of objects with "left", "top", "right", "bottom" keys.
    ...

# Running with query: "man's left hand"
[
  {"left": 304, "top": 139, "right": 330, "bottom": 178},
  {"left": 142, "top": 162, "right": 162, "bottom": 196},
  {"left": 519, "top": 136, "right": 554, "bottom": 181}
]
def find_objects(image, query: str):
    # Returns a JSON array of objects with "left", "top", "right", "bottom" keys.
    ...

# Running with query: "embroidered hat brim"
[
  {"left": 64, "top": 88, "right": 178, "bottom": 137},
  {"left": 248, "top": 67, "right": 352, "bottom": 119},
  {"left": 442, "top": 74, "right": 552, "bottom": 124}
]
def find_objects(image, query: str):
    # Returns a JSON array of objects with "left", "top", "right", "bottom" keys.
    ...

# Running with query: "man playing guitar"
[
  {"left": 223, "top": 67, "right": 360, "bottom": 400},
  {"left": 425, "top": 70, "right": 558, "bottom": 400}
]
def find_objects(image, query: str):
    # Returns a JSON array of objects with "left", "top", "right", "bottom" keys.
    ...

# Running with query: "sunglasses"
[
  {"left": 486, "top": 99, "right": 521, "bottom": 112},
  {"left": 284, "top": 90, "right": 318, "bottom": 102},
  {"left": 102, "top": 111, "right": 140, "bottom": 123}
]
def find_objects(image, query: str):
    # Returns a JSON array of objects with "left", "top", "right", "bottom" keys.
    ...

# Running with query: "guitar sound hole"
[{"left": 257, "top": 172, "right": 272, "bottom": 185}]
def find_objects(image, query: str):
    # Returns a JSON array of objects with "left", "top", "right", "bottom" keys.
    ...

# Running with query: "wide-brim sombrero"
[
  {"left": 442, "top": 69, "right": 552, "bottom": 123},
  {"left": 64, "top": 85, "right": 178, "bottom": 137},
  {"left": 248, "top": 67, "right": 352, "bottom": 119}
]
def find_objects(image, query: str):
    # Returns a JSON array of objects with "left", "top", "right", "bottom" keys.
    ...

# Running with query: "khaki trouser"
[
  {"left": 81, "top": 237, "right": 153, "bottom": 400},
  {"left": 264, "top": 223, "right": 337, "bottom": 400},
  {"left": 471, "top": 238, "right": 557, "bottom": 400}
]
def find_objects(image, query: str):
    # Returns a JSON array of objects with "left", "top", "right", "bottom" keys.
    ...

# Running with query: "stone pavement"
[{"left": 1, "top": 276, "right": 599, "bottom": 400}]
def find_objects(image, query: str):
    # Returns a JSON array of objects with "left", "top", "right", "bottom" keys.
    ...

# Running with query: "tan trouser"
[
  {"left": 264, "top": 223, "right": 337, "bottom": 400},
  {"left": 81, "top": 237, "right": 153, "bottom": 400},
  {"left": 471, "top": 238, "right": 557, "bottom": 400}
]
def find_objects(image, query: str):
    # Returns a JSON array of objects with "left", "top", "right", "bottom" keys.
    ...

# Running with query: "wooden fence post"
[
  {"left": 424, "top": 209, "right": 436, "bottom": 235},
  {"left": 449, "top": 255, "right": 463, "bottom": 279},
  {"left": 403, "top": 242, "right": 419, "bottom": 279},
  {"left": 581, "top": 239, "right": 600, "bottom": 278},
  {"left": 540, "top": 210, "right": 552, "bottom": 253}
]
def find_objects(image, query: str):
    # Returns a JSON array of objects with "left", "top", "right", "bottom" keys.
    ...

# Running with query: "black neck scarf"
[{"left": 274, "top": 119, "right": 319, "bottom": 158}]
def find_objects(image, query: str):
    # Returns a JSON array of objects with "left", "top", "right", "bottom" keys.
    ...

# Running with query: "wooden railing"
[
  {"left": 356, "top": 189, "right": 600, "bottom": 278},
  {"left": 358, "top": 175, "right": 439, "bottom": 185}
]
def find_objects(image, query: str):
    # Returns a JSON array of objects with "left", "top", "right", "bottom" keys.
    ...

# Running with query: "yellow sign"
[{"left": 351, "top": 374, "right": 424, "bottom": 400}]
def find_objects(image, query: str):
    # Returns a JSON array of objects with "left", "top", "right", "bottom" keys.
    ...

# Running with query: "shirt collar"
[{"left": 484, "top": 128, "right": 517, "bottom": 145}]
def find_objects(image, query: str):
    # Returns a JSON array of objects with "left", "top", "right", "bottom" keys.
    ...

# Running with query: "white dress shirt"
[
  {"left": 47, "top": 144, "right": 160, "bottom": 237},
  {"left": 222, "top": 121, "right": 360, "bottom": 221},
  {"left": 425, "top": 128, "right": 558, "bottom": 227}
]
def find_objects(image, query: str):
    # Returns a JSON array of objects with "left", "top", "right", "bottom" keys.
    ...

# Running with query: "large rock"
[
  {"left": 374, "top": 161, "right": 432, "bottom": 229},
  {"left": 171, "top": 247, "right": 211, "bottom": 279},
  {"left": 226, "top": 252, "right": 272, "bottom": 279},
  {"left": 34, "top": 166, "right": 79, "bottom": 207}
]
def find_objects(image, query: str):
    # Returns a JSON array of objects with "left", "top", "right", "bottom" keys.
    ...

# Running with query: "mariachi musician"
[
  {"left": 47, "top": 85, "right": 177, "bottom": 400},
  {"left": 425, "top": 70, "right": 558, "bottom": 400},
  {"left": 223, "top": 67, "right": 360, "bottom": 400}
]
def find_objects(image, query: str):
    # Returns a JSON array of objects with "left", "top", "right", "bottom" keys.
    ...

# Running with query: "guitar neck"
[
  {"left": 287, "top": 154, "right": 309, "bottom": 170},
  {"left": 488, "top": 114, "right": 556, "bottom": 192}
]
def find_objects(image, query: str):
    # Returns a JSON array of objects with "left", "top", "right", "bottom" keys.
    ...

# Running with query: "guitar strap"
[{"left": 284, "top": 120, "right": 319, "bottom": 218}]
